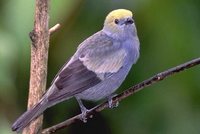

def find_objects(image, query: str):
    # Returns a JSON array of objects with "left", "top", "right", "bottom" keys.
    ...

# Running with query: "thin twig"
[
  {"left": 49, "top": 24, "right": 61, "bottom": 35},
  {"left": 41, "top": 57, "right": 200, "bottom": 134},
  {"left": 23, "top": 0, "right": 50, "bottom": 134}
]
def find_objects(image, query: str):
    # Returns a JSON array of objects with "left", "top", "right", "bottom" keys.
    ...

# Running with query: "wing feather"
[{"left": 48, "top": 59, "right": 101, "bottom": 101}]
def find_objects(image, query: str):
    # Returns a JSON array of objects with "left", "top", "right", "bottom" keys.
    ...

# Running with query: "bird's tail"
[{"left": 12, "top": 98, "right": 48, "bottom": 132}]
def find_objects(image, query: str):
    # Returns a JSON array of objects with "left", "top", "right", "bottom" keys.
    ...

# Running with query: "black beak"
[{"left": 125, "top": 18, "right": 134, "bottom": 25}]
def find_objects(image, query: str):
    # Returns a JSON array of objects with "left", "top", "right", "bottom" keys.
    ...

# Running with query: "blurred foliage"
[{"left": 0, "top": 0, "right": 200, "bottom": 134}]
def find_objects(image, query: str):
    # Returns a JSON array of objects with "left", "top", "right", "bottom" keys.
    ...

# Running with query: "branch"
[
  {"left": 49, "top": 24, "right": 61, "bottom": 35},
  {"left": 42, "top": 57, "right": 200, "bottom": 134},
  {"left": 23, "top": 0, "right": 49, "bottom": 133}
]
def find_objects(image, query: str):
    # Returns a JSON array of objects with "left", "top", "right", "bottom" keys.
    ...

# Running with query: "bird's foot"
[
  {"left": 76, "top": 97, "right": 89, "bottom": 123},
  {"left": 79, "top": 106, "right": 89, "bottom": 123},
  {"left": 108, "top": 94, "right": 119, "bottom": 108}
]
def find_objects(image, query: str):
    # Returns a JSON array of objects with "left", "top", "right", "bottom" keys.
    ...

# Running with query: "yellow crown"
[{"left": 105, "top": 9, "right": 133, "bottom": 24}]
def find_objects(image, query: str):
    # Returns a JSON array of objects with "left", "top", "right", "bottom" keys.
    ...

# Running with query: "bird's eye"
[{"left": 114, "top": 19, "right": 119, "bottom": 24}]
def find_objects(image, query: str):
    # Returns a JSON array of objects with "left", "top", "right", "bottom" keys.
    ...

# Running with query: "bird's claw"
[
  {"left": 108, "top": 99, "right": 119, "bottom": 108},
  {"left": 79, "top": 107, "right": 89, "bottom": 123},
  {"left": 108, "top": 94, "right": 119, "bottom": 108}
]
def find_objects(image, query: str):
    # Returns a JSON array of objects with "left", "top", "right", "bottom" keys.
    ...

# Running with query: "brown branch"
[
  {"left": 41, "top": 57, "right": 200, "bottom": 134},
  {"left": 23, "top": 0, "right": 50, "bottom": 134},
  {"left": 49, "top": 24, "right": 61, "bottom": 35}
]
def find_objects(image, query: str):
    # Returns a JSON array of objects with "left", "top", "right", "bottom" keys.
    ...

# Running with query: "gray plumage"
[{"left": 12, "top": 9, "right": 140, "bottom": 132}]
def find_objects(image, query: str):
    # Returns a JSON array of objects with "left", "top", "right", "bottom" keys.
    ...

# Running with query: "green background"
[{"left": 0, "top": 0, "right": 200, "bottom": 133}]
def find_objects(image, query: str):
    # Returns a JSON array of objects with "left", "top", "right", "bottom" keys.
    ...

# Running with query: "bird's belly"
[
  {"left": 76, "top": 63, "right": 132, "bottom": 101},
  {"left": 76, "top": 80, "right": 120, "bottom": 101}
]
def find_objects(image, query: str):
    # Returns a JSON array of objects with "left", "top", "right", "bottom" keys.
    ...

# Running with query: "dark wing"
[{"left": 48, "top": 59, "right": 101, "bottom": 101}]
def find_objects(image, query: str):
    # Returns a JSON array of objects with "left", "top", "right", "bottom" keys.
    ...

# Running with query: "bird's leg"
[
  {"left": 107, "top": 94, "right": 119, "bottom": 108},
  {"left": 76, "top": 97, "right": 89, "bottom": 123}
]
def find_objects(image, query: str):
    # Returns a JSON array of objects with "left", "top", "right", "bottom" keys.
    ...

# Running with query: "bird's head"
[{"left": 103, "top": 9, "right": 136, "bottom": 39}]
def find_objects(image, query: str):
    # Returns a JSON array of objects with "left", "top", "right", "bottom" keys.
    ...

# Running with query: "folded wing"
[{"left": 48, "top": 59, "right": 102, "bottom": 101}]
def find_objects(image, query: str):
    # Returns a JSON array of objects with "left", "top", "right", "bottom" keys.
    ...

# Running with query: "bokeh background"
[{"left": 0, "top": 0, "right": 200, "bottom": 134}]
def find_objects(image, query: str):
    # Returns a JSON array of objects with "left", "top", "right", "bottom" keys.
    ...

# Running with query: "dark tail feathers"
[{"left": 12, "top": 100, "right": 48, "bottom": 132}]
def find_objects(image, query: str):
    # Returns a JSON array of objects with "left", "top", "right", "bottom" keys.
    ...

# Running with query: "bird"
[{"left": 12, "top": 9, "right": 140, "bottom": 132}]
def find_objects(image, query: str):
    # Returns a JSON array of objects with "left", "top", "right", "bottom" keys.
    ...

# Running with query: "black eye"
[{"left": 114, "top": 19, "right": 119, "bottom": 24}]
